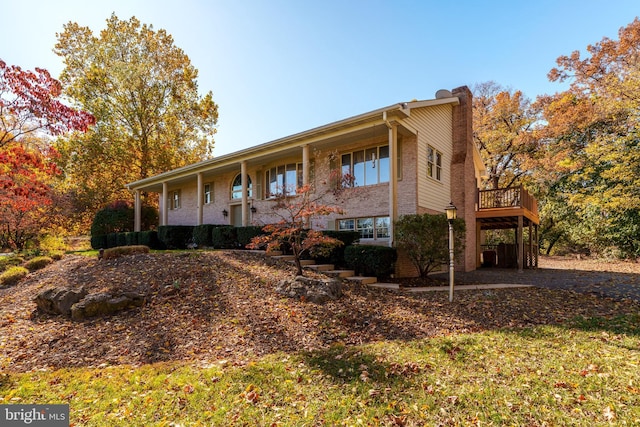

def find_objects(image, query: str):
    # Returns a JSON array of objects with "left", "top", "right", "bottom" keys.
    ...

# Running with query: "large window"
[
  {"left": 341, "top": 145, "right": 389, "bottom": 187},
  {"left": 266, "top": 163, "right": 302, "bottom": 197},
  {"left": 338, "top": 216, "right": 390, "bottom": 239},
  {"left": 231, "top": 174, "right": 253, "bottom": 199},
  {"left": 427, "top": 145, "right": 442, "bottom": 181}
]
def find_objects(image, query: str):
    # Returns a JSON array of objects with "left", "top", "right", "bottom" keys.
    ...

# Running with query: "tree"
[
  {"left": 535, "top": 18, "right": 640, "bottom": 256},
  {"left": 0, "top": 59, "right": 94, "bottom": 148},
  {"left": 0, "top": 143, "right": 60, "bottom": 250},
  {"left": 53, "top": 14, "right": 219, "bottom": 224},
  {"left": 472, "top": 82, "right": 539, "bottom": 189},
  {"left": 395, "top": 214, "right": 465, "bottom": 279},
  {"left": 247, "top": 183, "right": 345, "bottom": 276}
]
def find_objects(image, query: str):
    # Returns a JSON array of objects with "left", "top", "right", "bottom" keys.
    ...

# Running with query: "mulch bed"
[{"left": 1, "top": 251, "right": 638, "bottom": 372}]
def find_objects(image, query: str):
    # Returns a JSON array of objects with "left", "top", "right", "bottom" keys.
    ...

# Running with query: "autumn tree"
[
  {"left": 54, "top": 14, "right": 219, "bottom": 226},
  {"left": 536, "top": 18, "right": 640, "bottom": 256},
  {"left": 472, "top": 81, "right": 539, "bottom": 189},
  {"left": 0, "top": 59, "right": 94, "bottom": 148}
]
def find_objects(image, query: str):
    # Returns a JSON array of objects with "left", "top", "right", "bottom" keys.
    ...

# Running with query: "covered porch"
[{"left": 475, "top": 186, "right": 540, "bottom": 271}]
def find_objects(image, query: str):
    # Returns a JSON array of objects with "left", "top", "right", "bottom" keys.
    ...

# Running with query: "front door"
[{"left": 231, "top": 204, "right": 242, "bottom": 227}]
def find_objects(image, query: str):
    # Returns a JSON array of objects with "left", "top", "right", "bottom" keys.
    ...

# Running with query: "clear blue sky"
[{"left": 1, "top": 0, "right": 638, "bottom": 156}]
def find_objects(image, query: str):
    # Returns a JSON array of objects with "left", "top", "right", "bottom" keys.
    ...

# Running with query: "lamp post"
[{"left": 445, "top": 202, "right": 457, "bottom": 302}]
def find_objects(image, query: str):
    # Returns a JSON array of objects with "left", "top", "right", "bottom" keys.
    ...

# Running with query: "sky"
[{"left": 1, "top": 0, "right": 639, "bottom": 156}]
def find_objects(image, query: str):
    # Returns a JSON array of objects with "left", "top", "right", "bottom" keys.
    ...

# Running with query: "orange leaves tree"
[
  {"left": 535, "top": 18, "right": 640, "bottom": 256},
  {"left": 248, "top": 184, "right": 344, "bottom": 276}
]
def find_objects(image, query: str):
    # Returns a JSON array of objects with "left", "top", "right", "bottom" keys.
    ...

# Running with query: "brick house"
[{"left": 126, "top": 85, "right": 536, "bottom": 277}]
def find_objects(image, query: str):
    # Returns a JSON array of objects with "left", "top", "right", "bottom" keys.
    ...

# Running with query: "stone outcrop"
[
  {"left": 34, "top": 287, "right": 144, "bottom": 320},
  {"left": 34, "top": 287, "right": 88, "bottom": 316},
  {"left": 275, "top": 275, "right": 342, "bottom": 304},
  {"left": 70, "top": 292, "right": 145, "bottom": 320}
]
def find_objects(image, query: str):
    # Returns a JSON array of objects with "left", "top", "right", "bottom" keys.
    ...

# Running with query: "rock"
[
  {"left": 34, "top": 287, "right": 88, "bottom": 315},
  {"left": 275, "top": 275, "right": 342, "bottom": 304},
  {"left": 71, "top": 292, "right": 145, "bottom": 320}
]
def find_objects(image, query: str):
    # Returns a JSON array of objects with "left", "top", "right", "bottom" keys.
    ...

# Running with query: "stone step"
[
  {"left": 271, "top": 255, "right": 295, "bottom": 261},
  {"left": 325, "top": 270, "right": 356, "bottom": 278},
  {"left": 346, "top": 276, "right": 378, "bottom": 285},
  {"left": 288, "top": 259, "right": 316, "bottom": 266},
  {"left": 265, "top": 250, "right": 283, "bottom": 256},
  {"left": 306, "top": 264, "right": 335, "bottom": 272}
]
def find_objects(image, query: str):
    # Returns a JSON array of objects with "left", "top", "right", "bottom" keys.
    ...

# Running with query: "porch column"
[
  {"left": 517, "top": 215, "right": 524, "bottom": 272},
  {"left": 388, "top": 123, "right": 398, "bottom": 247},
  {"left": 241, "top": 161, "right": 248, "bottom": 226},
  {"left": 476, "top": 221, "right": 482, "bottom": 268},
  {"left": 196, "top": 172, "right": 203, "bottom": 226},
  {"left": 161, "top": 182, "right": 168, "bottom": 226},
  {"left": 134, "top": 190, "right": 141, "bottom": 232},
  {"left": 528, "top": 222, "right": 533, "bottom": 268},
  {"left": 302, "top": 144, "right": 310, "bottom": 186}
]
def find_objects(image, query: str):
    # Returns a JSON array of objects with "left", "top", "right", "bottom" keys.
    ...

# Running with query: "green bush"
[
  {"left": 0, "top": 256, "right": 24, "bottom": 272},
  {"left": 90, "top": 235, "right": 107, "bottom": 250},
  {"left": 193, "top": 224, "right": 216, "bottom": 247},
  {"left": 237, "top": 226, "right": 265, "bottom": 248},
  {"left": 139, "top": 231, "right": 163, "bottom": 249},
  {"left": 91, "top": 200, "right": 158, "bottom": 237},
  {"left": 212, "top": 226, "right": 238, "bottom": 249},
  {"left": 125, "top": 232, "right": 138, "bottom": 246},
  {"left": 106, "top": 233, "right": 118, "bottom": 249},
  {"left": 0, "top": 266, "right": 29, "bottom": 287},
  {"left": 102, "top": 245, "right": 150, "bottom": 260},
  {"left": 158, "top": 226, "right": 195, "bottom": 249},
  {"left": 313, "top": 231, "right": 360, "bottom": 267},
  {"left": 24, "top": 256, "right": 54, "bottom": 272},
  {"left": 344, "top": 245, "right": 397, "bottom": 279},
  {"left": 116, "top": 233, "right": 127, "bottom": 247}
]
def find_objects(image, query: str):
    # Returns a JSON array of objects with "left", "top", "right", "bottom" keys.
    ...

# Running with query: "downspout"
[{"left": 384, "top": 111, "right": 398, "bottom": 248}]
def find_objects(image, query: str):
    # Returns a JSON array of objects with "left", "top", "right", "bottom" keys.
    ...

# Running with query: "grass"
[{"left": 2, "top": 315, "right": 639, "bottom": 426}]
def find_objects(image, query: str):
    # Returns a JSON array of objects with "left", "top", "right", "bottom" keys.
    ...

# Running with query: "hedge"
[
  {"left": 158, "top": 225, "right": 195, "bottom": 249},
  {"left": 237, "top": 226, "right": 265, "bottom": 248},
  {"left": 125, "top": 232, "right": 138, "bottom": 246},
  {"left": 312, "top": 230, "right": 360, "bottom": 267},
  {"left": 0, "top": 266, "right": 29, "bottom": 287},
  {"left": 344, "top": 245, "right": 397, "bottom": 279},
  {"left": 212, "top": 226, "right": 238, "bottom": 249},
  {"left": 193, "top": 224, "right": 216, "bottom": 247},
  {"left": 91, "top": 231, "right": 162, "bottom": 250}
]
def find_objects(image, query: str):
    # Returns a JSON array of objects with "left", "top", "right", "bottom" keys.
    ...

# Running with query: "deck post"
[{"left": 517, "top": 215, "right": 524, "bottom": 272}]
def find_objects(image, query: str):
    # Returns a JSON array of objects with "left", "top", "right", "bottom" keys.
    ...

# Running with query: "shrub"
[
  {"left": 344, "top": 245, "right": 397, "bottom": 279},
  {"left": 106, "top": 233, "right": 118, "bottom": 249},
  {"left": 0, "top": 266, "right": 29, "bottom": 287},
  {"left": 91, "top": 235, "right": 108, "bottom": 250},
  {"left": 116, "top": 233, "right": 127, "bottom": 247},
  {"left": 125, "top": 232, "right": 138, "bottom": 246},
  {"left": 102, "top": 245, "right": 150, "bottom": 260},
  {"left": 212, "top": 226, "right": 238, "bottom": 249},
  {"left": 39, "top": 235, "right": 68, "bottom": 253},
  {"left": 91, "top": 200, "right": 134, "bottom": 236},
  {"left": 0, "top": 256, "right": 24, "bottom": 272},
  {"left": 193, "top": 224, "right": 216, "bottom": 247},
  {"left": 312, "top": 231, "right": 360, "bottom": 267},
  {"left": 24, "top": 256, "right": 54, "bottom": 272},
  {"left": 395, "top": 213, "right": 466, "bottom": 278},
  {"left": 158, "top": 226, "right": 194, "bottom": 249},
  {"left": 237, "top": 226, "right": 265, "bottom": 248},
  {"left": 139, "top": 231, "right": 163, "bottom": 249}
]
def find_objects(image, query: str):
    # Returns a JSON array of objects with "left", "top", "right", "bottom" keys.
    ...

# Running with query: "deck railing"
[{"left": 478, "top": 185, "right": 538, "bottom": 214}]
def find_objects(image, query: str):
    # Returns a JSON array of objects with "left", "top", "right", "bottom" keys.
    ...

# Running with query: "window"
[
  {"left": 266, "top": 163, "right": 302, "bottom": 197},
  {"left": 204, "top": 183, "right": 212, "bottom": 204},
  {"left": 427, "top": 145, "right": 443, "bottom": 181},
  {"left": 170, "top": 190, "right": 181, "bottom": 210},
  {"left": 231, "top": 174, "right": 253, "bottom": 199},
  {"left": 339, "top": 216, "right": 390, "bottom": 239},
  {"left": 341, "top": 145, "right": 389, "bottom": 187}
]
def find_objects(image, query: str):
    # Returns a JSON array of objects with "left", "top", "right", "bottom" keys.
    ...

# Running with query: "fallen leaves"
[{"left": 1, "top": 251, "right": 640, "bottom": 373}]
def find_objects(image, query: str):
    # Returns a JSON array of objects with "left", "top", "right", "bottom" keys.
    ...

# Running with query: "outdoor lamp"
[
  {"left": 222, "top": 209, "right": 228, "bottom": 217},
  {"left": 445, "top": 202, "right": 457, "bottom": 221},
  {"left": 445, "top": 202, "right": 457, "bottom": 302}
]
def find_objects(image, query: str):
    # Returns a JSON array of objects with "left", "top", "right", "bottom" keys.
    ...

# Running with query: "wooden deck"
[{"left": 476, "top": 186, "right": 540, "bottom": 270}]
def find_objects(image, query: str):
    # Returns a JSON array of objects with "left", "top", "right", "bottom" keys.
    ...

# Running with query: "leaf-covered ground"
[{"left": 1, "top": 251, "right": 639, "bottom": 373}]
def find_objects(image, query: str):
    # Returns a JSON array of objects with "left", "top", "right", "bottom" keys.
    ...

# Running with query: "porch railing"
[{"left": 478, "top": 185, "right": 538, "bottom": 214}]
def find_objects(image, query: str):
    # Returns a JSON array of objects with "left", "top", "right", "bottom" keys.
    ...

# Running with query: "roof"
[{"left": 126, "top": 94, "right": 461, "bottom": 192}]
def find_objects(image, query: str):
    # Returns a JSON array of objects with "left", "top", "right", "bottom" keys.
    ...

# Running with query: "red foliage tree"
[
  {"left": 0, "top": 144, "right": 60, "bottom": 250},
  {"left": 0, "top": 59, "right": 94, "bottom": 147}
]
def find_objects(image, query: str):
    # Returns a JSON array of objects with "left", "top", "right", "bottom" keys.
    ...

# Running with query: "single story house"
[{"left": 125, "top": 85, "right": 539, "bottom": 277}]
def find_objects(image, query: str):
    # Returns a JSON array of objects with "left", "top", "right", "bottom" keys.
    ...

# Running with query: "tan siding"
[{"left": 405, "top": 105, "right": 453, "bottom": 213}]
